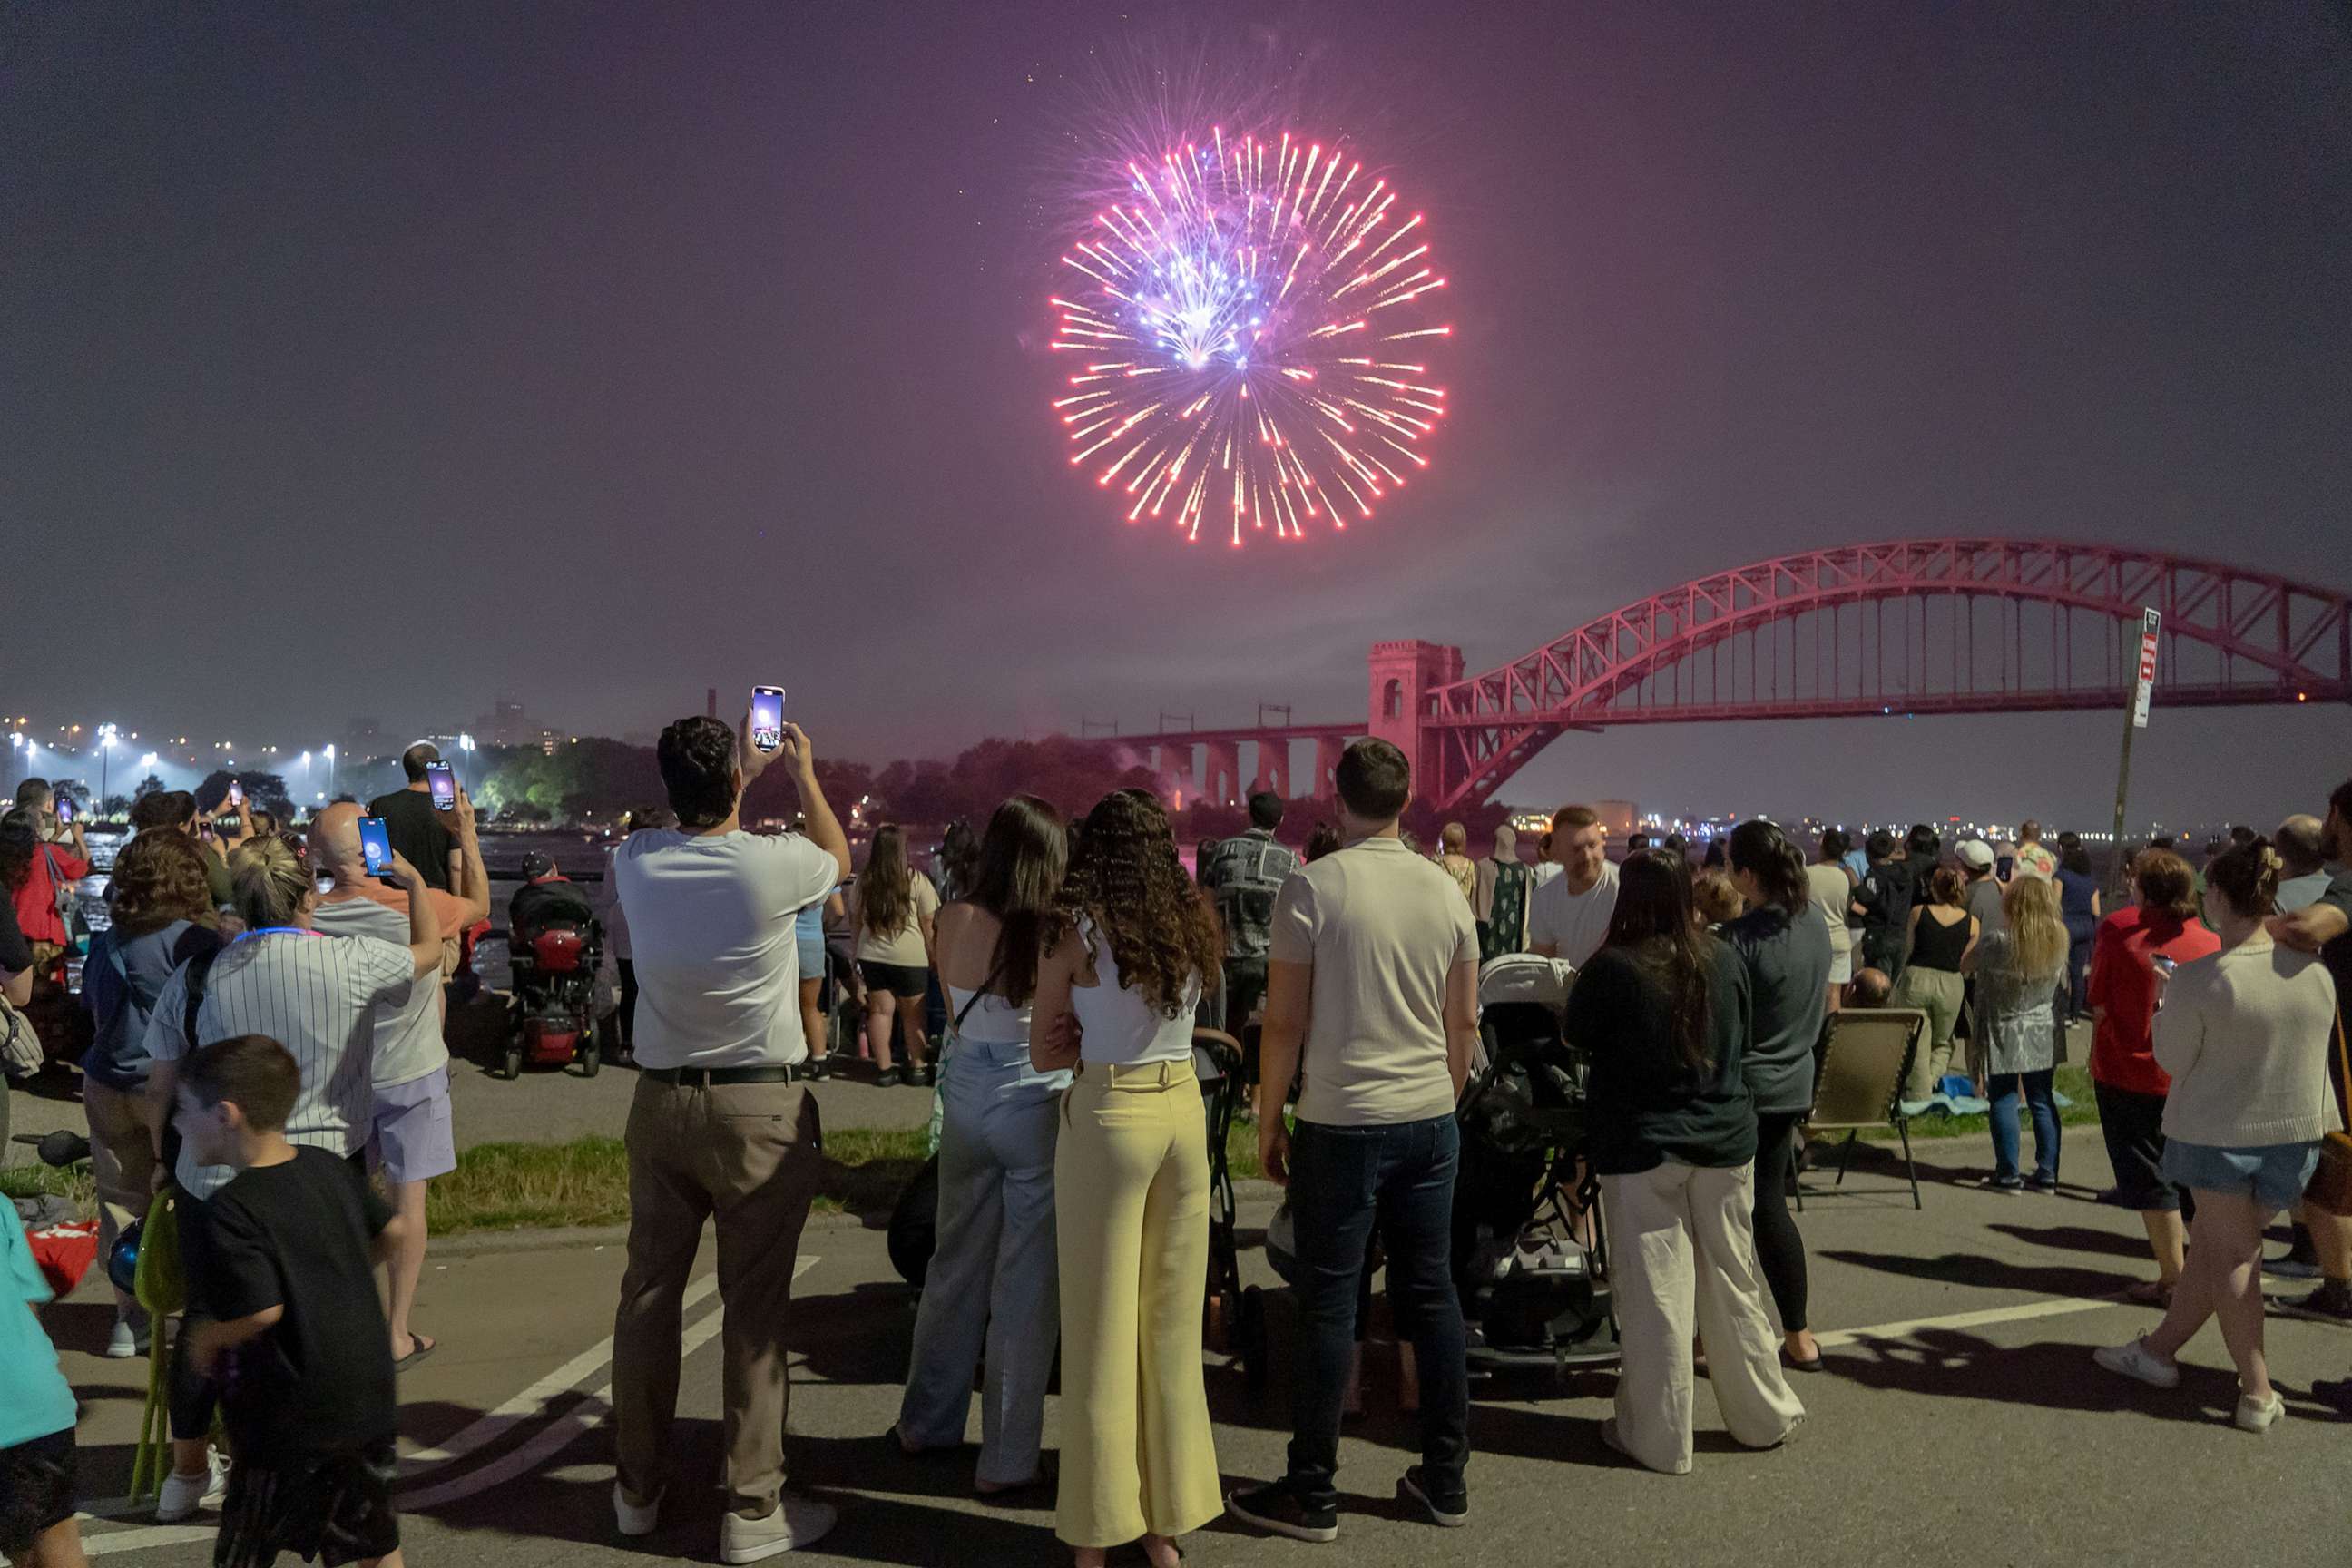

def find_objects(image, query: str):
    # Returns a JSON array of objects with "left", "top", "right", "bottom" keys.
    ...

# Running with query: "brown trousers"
[{"left": 612, "top": 1075, "right": 822, "bottom": 1516}]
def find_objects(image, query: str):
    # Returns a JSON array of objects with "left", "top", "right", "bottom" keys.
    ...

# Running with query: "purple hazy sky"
[{"left": 5, "top": 2, "right": 2347, "bottom": 828}]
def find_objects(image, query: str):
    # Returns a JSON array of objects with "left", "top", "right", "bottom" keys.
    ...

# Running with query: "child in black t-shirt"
[{"left": 179, "top": 1034, "right": 407, "bottom": 1568}]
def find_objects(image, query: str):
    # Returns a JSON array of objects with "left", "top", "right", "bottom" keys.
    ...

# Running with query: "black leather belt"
[{"left": 638, "top": 1064, "right": 797, "bottom": 1087}]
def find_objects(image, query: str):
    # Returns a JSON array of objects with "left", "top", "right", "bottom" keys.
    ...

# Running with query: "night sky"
[{"left": 6, "top": 2, "right": 2347, "bottom": 829}]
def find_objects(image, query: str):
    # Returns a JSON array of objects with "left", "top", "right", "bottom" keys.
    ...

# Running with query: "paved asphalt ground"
[{"left": 33, "top": 1128, "right": 2352, "bottom": 1568}]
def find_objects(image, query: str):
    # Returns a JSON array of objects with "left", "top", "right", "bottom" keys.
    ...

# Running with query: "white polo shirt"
[{"left": 615, "top": 829, "right": 841, "bottom": 1070}]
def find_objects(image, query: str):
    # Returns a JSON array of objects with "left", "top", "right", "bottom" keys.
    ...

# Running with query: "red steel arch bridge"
[{"left": 1090, "top": 539, "right": 2352, "bottom": 811}]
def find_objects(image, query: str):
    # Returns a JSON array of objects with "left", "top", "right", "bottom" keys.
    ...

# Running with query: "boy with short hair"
[{"left": 179, "top": 1034, "right": 407, "bottom": 1568}]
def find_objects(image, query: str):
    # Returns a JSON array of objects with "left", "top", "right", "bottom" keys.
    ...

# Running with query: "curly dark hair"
[
  {"left": 1045, "top": 789, "right": 1220, "bottom": 1020},
  {"left": 0, "top": 809, "right": 34, "bottom": 895},
  {"left": 110, "top": 829, "right": 218, "bottom": 938}
]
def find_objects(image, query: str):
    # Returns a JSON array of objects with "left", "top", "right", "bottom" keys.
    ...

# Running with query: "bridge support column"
[
  {"left": 1251, "top": 740, "right": 1292, "bottom": 800},
  {"left": 1155, "top": 743, "right": 1198, "bottom": 808},
  {"left": 1312, "top": 736, "right": 1348, "bottom": 801},
  {"left": 1204, "top": 740, "right": 1241, "bottom": 807},
  {"left": 1368, "top": 641, "right": 1463, "bottom": 799}
]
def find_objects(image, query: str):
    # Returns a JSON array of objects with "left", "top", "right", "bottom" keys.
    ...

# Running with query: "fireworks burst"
[{"left": 1048, "top": 126, "right": 1451, "bottom": 546}]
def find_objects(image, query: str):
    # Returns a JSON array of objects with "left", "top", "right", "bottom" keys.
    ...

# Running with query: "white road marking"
[
  {"left": 397, "top": 1272, "right": 723, "bottom": 1474},
  {"left": 74, "top": 1524, "right": 213, "bottom": 1558},
  {"left": 1816, "top": 1291, "right": 2127, "bottom": 1348},
  {"left": 398, "top": 1256, "right": 815, "bottom": 1511},
  {"left": 52, "top": 1259, "right": 816, "bottom": 1561}
]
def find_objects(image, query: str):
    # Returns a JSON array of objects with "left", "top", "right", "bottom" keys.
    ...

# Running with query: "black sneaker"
[
  {"left": 910, "top": 1063, "right": 936, "bottom": 1088},
  {"left": 1397, "top": 1466, "right": 1467, "bottom": 1528},
  {"left": 2269, "top": 1279, "right": 2352, "bottom": 1324},
  {"left": 1226, "top": 1478, "right": 1338, "bottom": 1544},
  {"left": 801, "top": 1057, "right": 828, "bottom": 1082},
  {"left": 1977, "top": 1175, "right": 2024, "bottom": 1196},
  {"left": 876, "top": 1067, "right": 903, "bottom": 1089},
  {"left": 2025, "top": 1173, "right": 2060, "bottom": 1194}
]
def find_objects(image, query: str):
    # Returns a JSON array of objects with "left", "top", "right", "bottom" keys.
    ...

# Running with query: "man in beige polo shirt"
[{"left": 1226, "top": 739, "right": 1480, "bottom": 1544}]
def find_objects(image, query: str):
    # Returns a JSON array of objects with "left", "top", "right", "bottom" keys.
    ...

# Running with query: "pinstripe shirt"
[{"left": 143, "top": 930, "right": 415, "bottom": 1200}]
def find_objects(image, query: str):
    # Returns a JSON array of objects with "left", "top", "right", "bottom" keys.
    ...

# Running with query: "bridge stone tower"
[{"left": 1367, "top": 641, "right": 1463, "bottom": 797}]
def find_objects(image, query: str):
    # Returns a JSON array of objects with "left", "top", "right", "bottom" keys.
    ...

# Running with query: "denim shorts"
[
  {"left": 797, "top": 937, "right": 826, "bottom": 982},
  {"left": 2159, "top": 1137, "right": 2320, "bottom": 1212}
]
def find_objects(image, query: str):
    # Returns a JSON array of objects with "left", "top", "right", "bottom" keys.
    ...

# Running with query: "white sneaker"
[
  {"left": 105, "top": 1316, "right": 150, "bottom": 1360},
  {"left": 155, "top": 1452, "right": 229, "bottom": 1523},
  {"left": 2092, "top": 1338, "right": 2181, "bottom": 1390},
  {"left": 613, "top": 1482, "right": 661, "bottom": 1537},
  {"left": 2234, "top": 1390, "right": 2286, "bottom": 1433},
  {"left": 720, "top": 1494, "right": 838, "bottom": 1562}
]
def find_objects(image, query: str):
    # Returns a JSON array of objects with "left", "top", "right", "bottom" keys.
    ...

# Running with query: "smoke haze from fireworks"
[{"left": 1049, "top": 125, "right": 1451, "bottom": 547}]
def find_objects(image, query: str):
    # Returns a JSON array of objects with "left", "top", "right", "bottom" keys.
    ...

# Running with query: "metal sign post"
[{"left": 2108, "top": 608, "right": 2161, "bottom": 895}]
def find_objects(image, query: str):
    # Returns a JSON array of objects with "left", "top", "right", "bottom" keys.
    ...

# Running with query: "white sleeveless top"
[
  {"left": 946, "top": 985, "right": 1033, "bottom": 1044},
  {"left": 1070, "top": 919, "right": 1200, "bottom": 1067}
]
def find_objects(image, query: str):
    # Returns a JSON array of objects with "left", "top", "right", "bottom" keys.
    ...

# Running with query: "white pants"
[
  {"left": 897, "top": 1034, "right": 1067, "bottom": 1485},
  {"left": 1600, "top": 1159, "right": 1805, "bottom": 1474}
]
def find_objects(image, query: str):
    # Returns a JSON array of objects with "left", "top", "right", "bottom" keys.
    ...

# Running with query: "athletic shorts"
[
  {"left": 2161, "top": 1137, "right": 2321, "bottom": 1214},
  {"left": 213, "top": 1439, "right": 399, "bottom": 1568},
  {"left": 368, "top": 1067, "right": 457, "bottom": 1184},
  {"left": 1828, "top": 946, "right": 1854, "bottom": 986},
  {"left": 859, "top": 960, "right": 928, "bottom": 999},
  {"left": 2092, "top": 1081, "right": 2179, "bottom": 1213},
  {"left": 0, "top": 1426, "right": 75, "bottom": 1557}
]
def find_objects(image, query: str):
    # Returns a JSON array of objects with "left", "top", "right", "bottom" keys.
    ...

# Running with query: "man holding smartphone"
[
  {"left": 609, "top": 704, "right": 850, "bottom": 1563},
  {"left": 368, "top": 743, "right": 458, "bottom": 894},
  {"left": 311, "top": 788, "right": 491, "bottom": 1369}
]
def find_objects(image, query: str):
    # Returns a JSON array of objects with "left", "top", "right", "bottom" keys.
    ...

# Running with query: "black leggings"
[
  {"left": 1751, "top": 1112, "right": 1808, "bottom": 1335},
  {"left": 617, "top": 958, "right": 639, "bottom": 1046}
]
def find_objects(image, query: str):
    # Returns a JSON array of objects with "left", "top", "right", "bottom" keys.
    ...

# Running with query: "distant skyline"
[{"left": 5, "top": 2, "right": 2347, "bottom": 828}]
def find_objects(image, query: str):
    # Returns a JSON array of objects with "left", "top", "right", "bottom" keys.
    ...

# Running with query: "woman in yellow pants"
[{"left": 1034, "top": 789, "right": 1223, "bottom": 1568}]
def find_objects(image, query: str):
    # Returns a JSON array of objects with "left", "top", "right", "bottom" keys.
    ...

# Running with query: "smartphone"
[
  {"left": 358, "top": 817, "right": 395, "bottom": 878},
  {"left": 750, "top": 686, "right": 786, "bottom": 753},
  {"left": 227, "top": 779, "right": 244, "bottom": 807},
  {"left": 426, "top": 759, "right": 456, "bottom": 812},
  {"left": 54, "top": 796, "right": 74, "bottom": 825}
]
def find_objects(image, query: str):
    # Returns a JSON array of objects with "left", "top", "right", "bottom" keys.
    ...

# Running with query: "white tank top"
[
  {"left": 1069, "top": 920, "right": 1200, "bottom": 1067},
  {"left": 946, "top": 985, "right": 1033, "bottom": 1044}
]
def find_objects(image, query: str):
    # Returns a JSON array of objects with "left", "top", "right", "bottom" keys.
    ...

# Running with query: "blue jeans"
[
  {"left": 1284, "top": 1115, "right": 1469, "bottom": 1506},
  {"left": 898, "top": 1034, "right": 1069, "bottom": 1485},
  {"left": 1987, "top": 1069, "right": 2059, "bottom": 1183}
]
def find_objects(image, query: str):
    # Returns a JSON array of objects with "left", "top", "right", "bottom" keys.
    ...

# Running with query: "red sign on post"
[{"left": 2132, "top": 609, "right": 2161, "bottom": 729}]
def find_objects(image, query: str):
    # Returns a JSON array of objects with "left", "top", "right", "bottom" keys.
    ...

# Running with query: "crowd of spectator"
[{"left": 5, "top": 743, "right": 2351, "bottom": 1568}]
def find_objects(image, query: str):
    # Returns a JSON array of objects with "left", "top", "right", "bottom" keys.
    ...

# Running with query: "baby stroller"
[
  {"left": 1194, "top": 1027, "right": 1250, "bottom": 1372},
  {"left": 498, "top": 913, "right": 612, "bottom": 1080},
  {"left": 1454, "top": 954, "right": 1618, "bottom": 1374}
]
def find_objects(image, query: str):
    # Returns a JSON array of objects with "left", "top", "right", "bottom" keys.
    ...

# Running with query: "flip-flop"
[
  {"left": 394, "top": 1336, "right": 437, "bottom": 1371},
  {"left": 1782, "top": 1349, "right": 1825, "bottom": 1374}
]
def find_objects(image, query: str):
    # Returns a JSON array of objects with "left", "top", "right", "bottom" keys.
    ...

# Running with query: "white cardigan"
[{"left": 2154, "top": 939, "right": 2342, "bottom": 1148}]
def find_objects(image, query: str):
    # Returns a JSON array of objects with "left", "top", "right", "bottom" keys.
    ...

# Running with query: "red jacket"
[
  {"left": 2087, "top": 905, "right": 2220, "bottom": 1097},
  {"left": 11, "top": 841, "right": 90, "bottom": 948}
]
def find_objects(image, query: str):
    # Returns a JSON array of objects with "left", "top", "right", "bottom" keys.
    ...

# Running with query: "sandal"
[
  {"left": 393, "top": 1334, "right": 438, "bottom": 1370},
  {"left": 2122, "top": 1279, "right": 2175, "bottom": 1308}
]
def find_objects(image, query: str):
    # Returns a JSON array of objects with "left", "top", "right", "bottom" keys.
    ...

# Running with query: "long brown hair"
[
  {"left": 1998, "top": 875, "right": 2068, "bottom": 981},
  {"left": 1046, "top": 789, "right": 1220, "bottom": 1019},
  {"left": 110, "top": 830, "right": 217, "bottom": 938},
  {"left": 858, "top": 824, "right": 917, "bottom": 940},
  {"left": 965, "top": 796, "right": 1066, "bottom": 1007},
  {"left": 1603, "top": 849, "right": 1719, "bottom": 1076}
]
